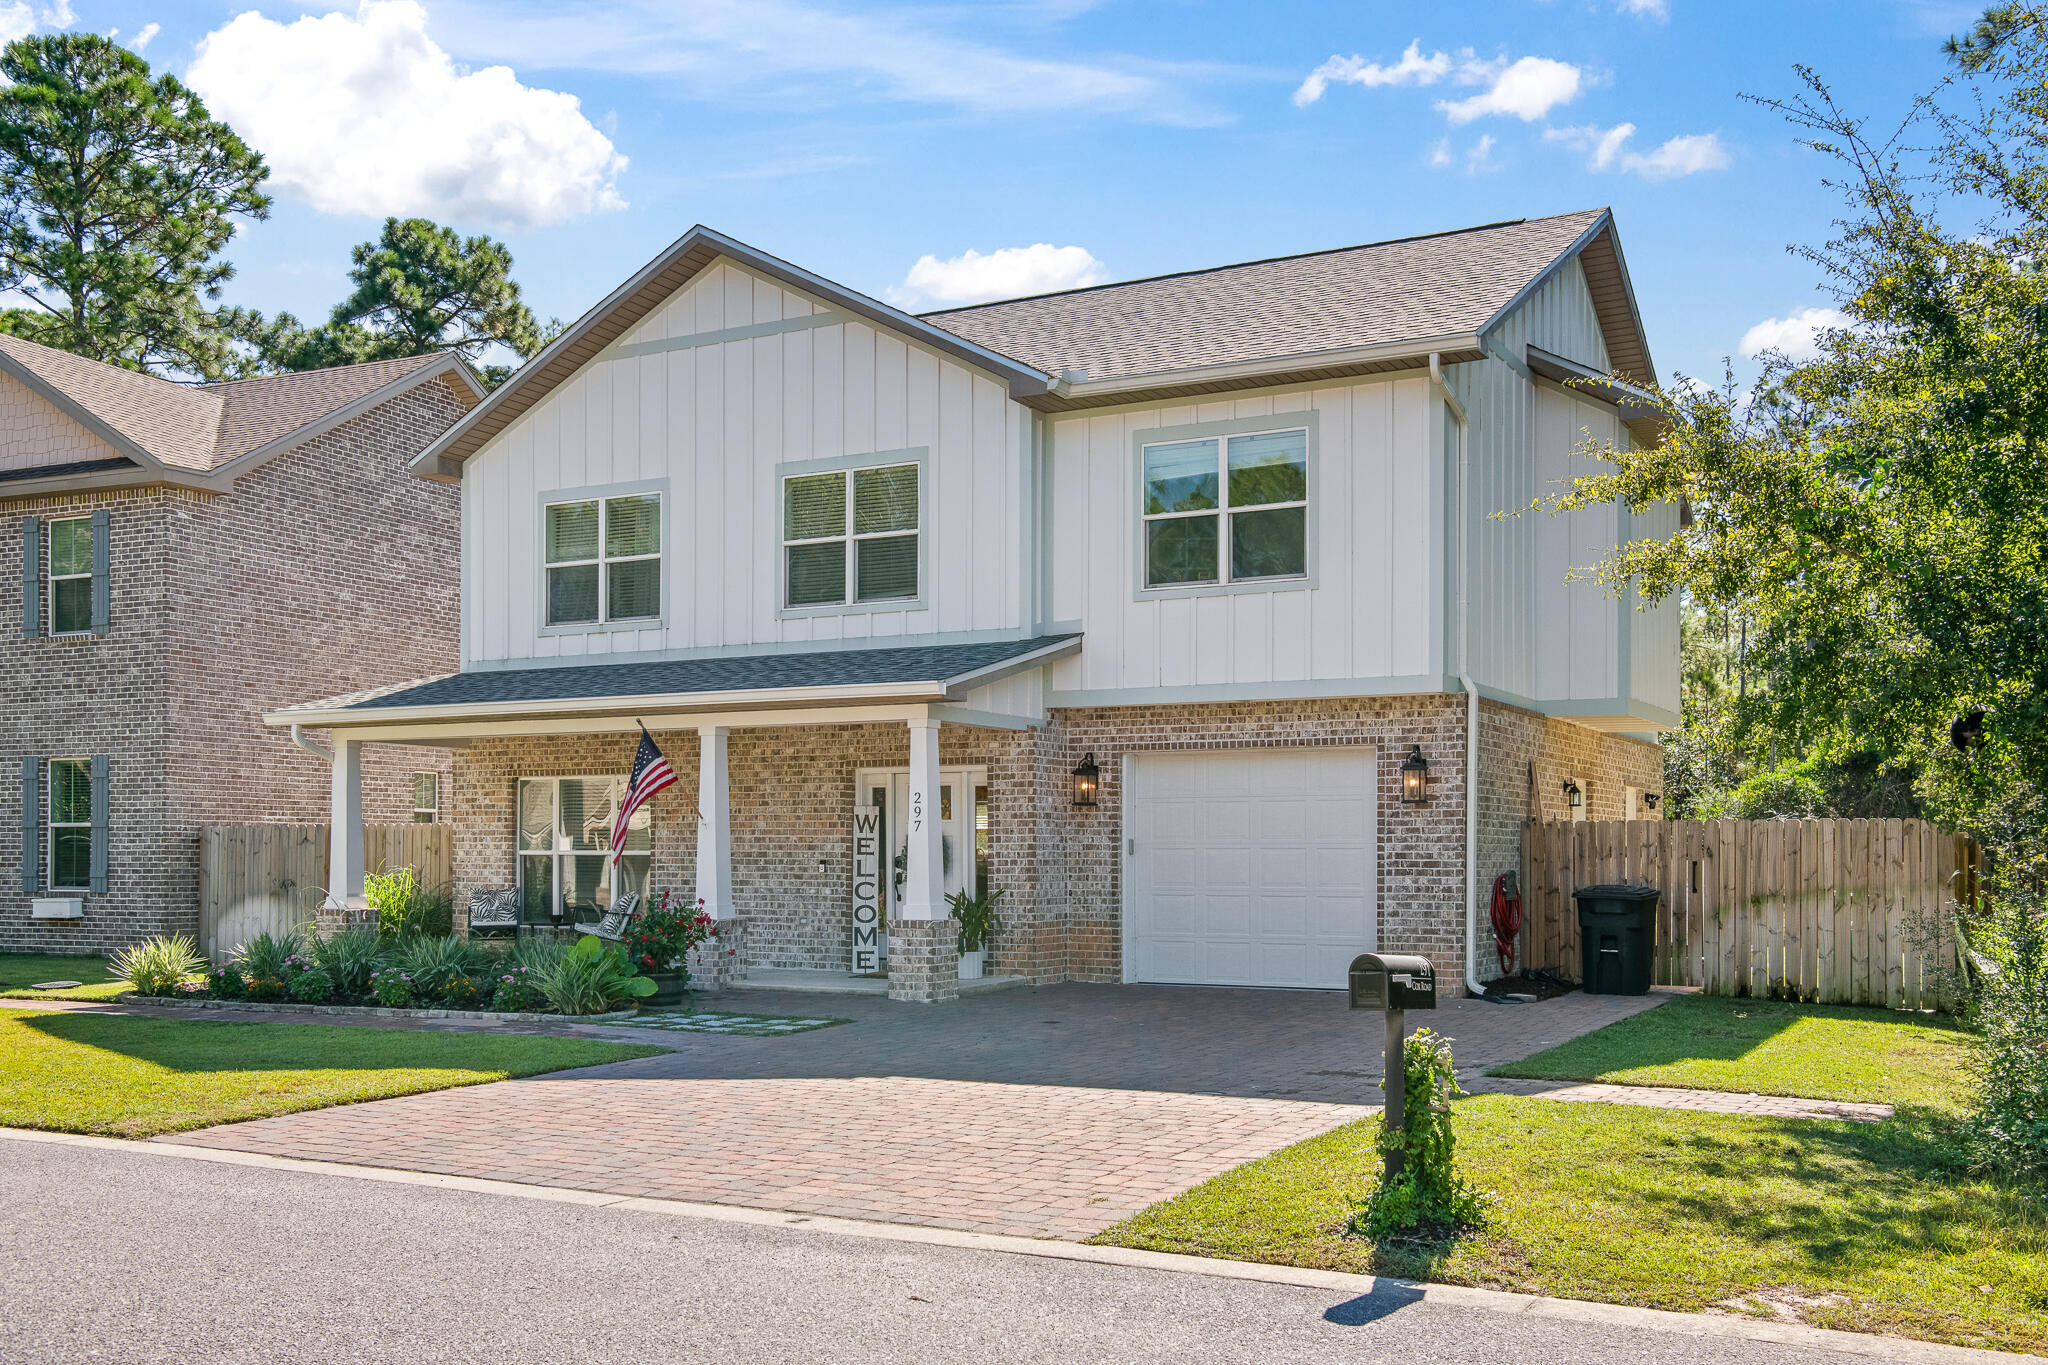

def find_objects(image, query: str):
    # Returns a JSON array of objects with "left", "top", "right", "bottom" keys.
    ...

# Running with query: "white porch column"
[
  {"left": 694, "top": 725, "right": 733, "bottom": 920},
  {"left": 328, "top": 735, "right": 365, "bottom": 907},
  {"left": 900, "top": 716, "right": 944, "bottom": 921}
]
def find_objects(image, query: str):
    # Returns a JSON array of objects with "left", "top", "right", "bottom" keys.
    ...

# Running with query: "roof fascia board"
[
  {"left": 1526, "top": 346, "right": 1665, "bottom": 423},
  {"left": 1473, "top": 209, "right": 1659, "bottom": 387},
  {"left": 291, "top": 702, "right": 946, "bottom": 743},
  {"left": 939, "top": 635, "right": 1082, "bottom": 697},
  {"left": 410, "top": 227, "right": 1056, "bottom": 477},
  {"left": 207, "top": 354, "right": 489, "bottom": 490},
  {"left": 264, "top": 678, "right": 954, "bottom": 728},
  {"left": 0, "top": 350, "right": 176, "bottom": 475},
  {"left": 0, "top": 466, "right": 209, "bottom": 499},
  {"left": 1054, "top": 335, "right": 1481, "bottom": 403}
]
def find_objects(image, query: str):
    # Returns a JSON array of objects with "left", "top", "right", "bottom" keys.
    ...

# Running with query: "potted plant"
[
  {"left": 947, "top": 886, "right": 1003, "bottom": 980},
  {"left": 626, "top": 891, "right": 722, "bottom": 1005}
]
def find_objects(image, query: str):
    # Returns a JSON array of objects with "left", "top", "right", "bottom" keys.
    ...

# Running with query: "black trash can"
[{"left": 1574, "top": 884, "right": 1661, "bottom": 995}]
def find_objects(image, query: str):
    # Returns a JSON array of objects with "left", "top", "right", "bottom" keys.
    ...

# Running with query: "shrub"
[
  {"left": 365, "top": 866, "right": 454, "bottom": 941},
  {"left": 368, "top": 967, "right": 415, "bottom": 1009},
  {"left": 392, "top": 935, "right": 492, "bottom": 1003},
  {"left": 947, "top": 886, "right": 1005, "bottom": 954},
  {"left": 1349, "top": 1029, "right": 1495, "bottom": 1240},
  {"left": 311, "top": 927, "right": 384, "bottom": 1003},
  {"left": 234, "top": 928, "right": 305, "bottom": 1003},
  {"left": 287, "top": 968, "right": 334, "bottom": 1004},
  {"left": 540, "top": 935, "right": 657, "bottom": 1015},
  {"left": 111, "top": 934, "right": 206, "bottom": 997},
  {"left": 1959, "top": 852, "right": 2048, "bottom": 1188},
  {"left": 209, "top": 963, "right": 246, "bottom": 1000},
  {"left": 489, "top": 966, "right": 548, "bottom": 1013}
]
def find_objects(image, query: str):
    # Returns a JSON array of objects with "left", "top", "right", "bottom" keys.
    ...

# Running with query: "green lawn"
[
  {"left": 0, "top": 952, "right": 129, "bottom": 1002},
  {"left": 1093, "top": 1096, "right": 2045, "bottom": 1354},
  {"left": 1487, "top": 994, "right": 1976, "bottom": 1109},
  {"left": 0, "top": 1008, "right": 663, "bottom": 1138}
]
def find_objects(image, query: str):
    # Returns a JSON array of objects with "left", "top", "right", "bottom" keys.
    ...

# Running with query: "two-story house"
[
  {"left": 2, "top": 336, "right": 482, "bottom": 953},
  {"left": 269, "top": 208, "right": 1676, "bottom": 1000}
]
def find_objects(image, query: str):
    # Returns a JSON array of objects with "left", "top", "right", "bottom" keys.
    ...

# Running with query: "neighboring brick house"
[
  {"left": 0, "top": 336, "right": 482, "bottom": 953},
  {"left": 274, "top": 211, "right": 1672, "bottom": 1000}
]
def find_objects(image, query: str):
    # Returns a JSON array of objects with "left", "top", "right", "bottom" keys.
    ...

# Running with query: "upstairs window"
[
  {"left": 47, "top": 516, "right": 93, "bottom": 635},
  {"left": 545, "top": 493, "right": 661, "bottom": 627},
  {"left": 783, "top": 461, "right": 920, "bottom": 608},
  {"left": 1142, "top": 427, "right": 1309, "bottom": 589}
]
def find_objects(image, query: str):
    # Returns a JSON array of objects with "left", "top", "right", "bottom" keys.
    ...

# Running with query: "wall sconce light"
[
  {"left": 1562, "top": 780, "right": 1583, "bottom": 810},
  {"left": 1951, "top": 710, "right": 1987, "bottom": 752},
  {"left": 1643, "top": 792, "right": 1661, "bottom": 811},
  {"left": 1400, "top": 745, "right": 1429, "bottom": 805},
  {"left": 1071, "top": 752, "right": 1100, "bottom": 808}
]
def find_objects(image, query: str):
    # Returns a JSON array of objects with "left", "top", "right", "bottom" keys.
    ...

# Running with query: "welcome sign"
[{"left": 851, "top": 805, "right": 882, "bottom": 973}]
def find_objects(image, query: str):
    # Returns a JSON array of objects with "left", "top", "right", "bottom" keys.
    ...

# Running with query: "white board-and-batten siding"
[
  {"left": 1042, "top": 376, "right": 1442, "bottom": 700},
  {"left": 460, "top": 258, "right": 1028, "bottom": 666}
]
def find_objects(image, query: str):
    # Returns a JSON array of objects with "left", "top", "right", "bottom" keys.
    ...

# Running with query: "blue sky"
[{"left": 29, "top": 0, "right": 1986, "bottom": 383}]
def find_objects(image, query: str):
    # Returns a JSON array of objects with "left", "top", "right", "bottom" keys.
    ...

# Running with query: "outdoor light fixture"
[
  {"left": 1951, "top": 710, "right": 1987, "bottom": 752},
  {"left": 1400, "top": 745, "right": 1430, "bottom": 805},
  {"left": 1563, "top": 779, "right": 1583, "bottom": 809},
  {"left": 1644, "top": 792, "right": 1661, "bottom": 811},
  {"left": 1071, "top": 753, "right": 1100, "bottom": 808}
]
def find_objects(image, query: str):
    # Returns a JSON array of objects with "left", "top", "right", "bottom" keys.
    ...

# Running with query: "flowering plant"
[
  {"left": 489, "top": 966, "right": 547, "bottom": 1013},
  {"left": 627, "top": 891, "right": 721, "bottom": 982},
  {"left": 369, "top": 967, "right": 415, "bottom": 1009}
]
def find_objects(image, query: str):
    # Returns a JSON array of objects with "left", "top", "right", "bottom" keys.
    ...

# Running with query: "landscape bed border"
[{"left": 114, "top": 994, "right": 639, "bottom": 1026}]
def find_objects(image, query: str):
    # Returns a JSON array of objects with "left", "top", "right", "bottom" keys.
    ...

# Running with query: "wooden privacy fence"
[
  {"left": 196, "top": 823, "right": 453, "bottom": 961},
  {"left": 1521, "top": 818, "right": 1975, "bottom": 1010}
]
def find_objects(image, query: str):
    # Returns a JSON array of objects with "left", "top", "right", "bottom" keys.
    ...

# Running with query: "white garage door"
[{"left": 1126, "top": 747, "right": 1377, "bottom": 989}]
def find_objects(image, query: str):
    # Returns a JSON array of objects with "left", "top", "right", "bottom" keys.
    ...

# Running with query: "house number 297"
[{"left": 910, "top": 790, "right": 924, "bottom": 832}]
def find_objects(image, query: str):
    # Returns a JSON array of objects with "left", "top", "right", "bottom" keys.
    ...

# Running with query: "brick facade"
[
  {"left": 1, "top": 376, "right": 469, "bottom": 954},
  {"left": 440, "top": 693, "right": 1659, "bottom": 996}
]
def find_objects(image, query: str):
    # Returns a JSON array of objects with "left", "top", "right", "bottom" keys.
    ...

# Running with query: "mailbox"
[{"left": 1348, "top": 953, "right": 1437, "bottom": 1011}]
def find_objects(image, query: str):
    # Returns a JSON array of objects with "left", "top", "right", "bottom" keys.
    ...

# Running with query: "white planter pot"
[{"left": 957, "top": 949, "right": 985, "bottom": 980}]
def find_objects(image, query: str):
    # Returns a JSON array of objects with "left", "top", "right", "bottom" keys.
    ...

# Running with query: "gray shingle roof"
[
  {"left": 283, "top": 635, "right": 1080, "bottom": 717},
  {"left": 0, "top": 336, "right": 465, "bottom": 475},
  {"left": 920, "top": 210, "right": 1610, "bottom": 383}
]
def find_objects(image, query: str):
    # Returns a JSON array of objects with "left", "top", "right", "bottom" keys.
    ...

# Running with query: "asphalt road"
[{"left": 0, "top": 1139, "right": 1987, "bottom": 1365}]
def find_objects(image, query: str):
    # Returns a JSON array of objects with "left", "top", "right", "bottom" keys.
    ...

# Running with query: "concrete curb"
[
  {"left": 113, "top": 994, "right": 638, "bottom": 1025},
  {"left": 3, "top": 1127, "right": 2032, "bottom": 1365}
]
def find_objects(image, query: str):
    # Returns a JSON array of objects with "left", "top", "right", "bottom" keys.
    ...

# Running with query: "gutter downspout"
[
  {"left": 1430, "top": 353, "right": 1488, "bottom": 1002},
  {"left": 290, "top": 723, "right": 333, "bottom": 764}
]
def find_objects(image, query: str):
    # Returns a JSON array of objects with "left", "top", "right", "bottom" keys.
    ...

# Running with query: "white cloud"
[
  {"left": 1546, "top": 122, "right": 1729, "bottom": 179},
  {"left": 1617, "top": 0, "right": 1669, "bottom": 16},
  {"left": 1466, "top": 134, "right": 1500, "bottom": 175},
  {"left": 1294, "top": 40, "right": 1450, "bottom": 106},
  {"left": 187, "top": 1, "right": 627, "bottom": 231},
  {"left": 889, "top": 243, "right": 1108, "bottom": 309},
  {"left": 1739, "top": 307, "right": 1850, "bottom": 362},
  {"left": 1437, "top": 55, "right": 1583, "bottom": 123},
  {"left": 0, "top": 0, "right": 71, "bottom": 44},
  {"left": 429, "top": 0, "right": 1220, "bottom": 127},
  {"left": 126, "top": 21, "right": 159, "bottom": 52},
  {"left": 1427, "top": 138, "right": 1453, "bottom": 168}
]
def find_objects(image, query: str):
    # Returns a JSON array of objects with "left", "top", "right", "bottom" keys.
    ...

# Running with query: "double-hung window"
[
  {"left": 46, "top": 758, "right": 91, "bottom": 892},
  {"left": 1141, "top": 427, "right": 1309, "bottom": 589},
  {"left": 46, "top": 517, "right": 93, "bottom": 635},
  {"left": 516, "top": 776, "right": 651, "bottom": 922},
  {"left": 412, "top": 773, "right": 439, "bottom": 825},
  {"left": 783, "top": 461, "right": 920, "bottom": 609},
  {"left": 545, "top": 493, "right": 662, "bottom": 627}
]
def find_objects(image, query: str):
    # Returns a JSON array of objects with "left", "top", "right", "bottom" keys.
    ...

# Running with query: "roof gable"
[
  {"left": 0, "top": 367, "right": 127, "bottom": 475},
  {"left": 411, "top": 227, "right": 1056, "bottom": 479}
]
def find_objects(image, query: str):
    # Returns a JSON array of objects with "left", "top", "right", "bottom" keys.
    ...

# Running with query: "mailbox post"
[{"left": 1349, "top": 952, "right": 1436, "bottom": 1180}]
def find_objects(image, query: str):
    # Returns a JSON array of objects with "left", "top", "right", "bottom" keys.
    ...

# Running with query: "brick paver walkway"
[{"left": 160, "top": 983, "right": 1679, "bottom": 1239}]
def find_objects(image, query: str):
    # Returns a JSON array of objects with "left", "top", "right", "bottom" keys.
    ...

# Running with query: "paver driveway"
[{"left": 162, "top": 983, "right": 1669, "bottom": 1239}]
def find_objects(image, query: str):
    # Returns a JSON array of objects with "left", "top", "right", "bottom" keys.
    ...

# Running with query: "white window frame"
[
  {"left": 515, "top": 774, "right": 653, "bottom": 920},
  {"left": 46, "top": 515, "right": 93, "bottom": 637},
  {"left": 46, "top": 757, "right": 91, "bottom": 892},
  {"left": 776, "top": 448, "right": 929, "bottom": 618},
  {"left": 1132, "top": 413, "right": 1318, "bottom": 601},
  {"left": 412, "top": 772, "right": 439, "bottom": 825},
  {"left": 538, "top": 480, "right": 667, "bottom": 634}
]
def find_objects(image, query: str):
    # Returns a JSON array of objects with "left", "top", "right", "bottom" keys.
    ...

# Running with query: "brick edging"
[{"left": 115, "top": 993, "right": 638, "bottom": 1025}]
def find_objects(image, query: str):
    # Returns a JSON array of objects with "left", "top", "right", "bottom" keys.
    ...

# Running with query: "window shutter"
[
  {"left": 19, "top": 756, "right": 37, "bottom": 894},
  {"left": 88, "top": 754, "right": 108, "bottom": 894},
  {"left": 89, "top": 509, "right": 110, "bottom": 635},
  {"left": 21, "top": 516, "right": 40, "bottom": 639}
]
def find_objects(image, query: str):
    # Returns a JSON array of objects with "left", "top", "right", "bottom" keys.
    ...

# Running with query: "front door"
[{"left": 855, "top": 766, "right": 986, "bottom": 960}]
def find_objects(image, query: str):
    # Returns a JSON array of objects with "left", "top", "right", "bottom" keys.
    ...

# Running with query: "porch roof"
[{"left": 266, "top": 634, "right": 1080, "bottom": 728}]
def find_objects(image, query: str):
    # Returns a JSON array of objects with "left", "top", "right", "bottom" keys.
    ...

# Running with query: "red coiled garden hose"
[{"left": 1490, "top": 872, "right": 1523, "bottom": 977}]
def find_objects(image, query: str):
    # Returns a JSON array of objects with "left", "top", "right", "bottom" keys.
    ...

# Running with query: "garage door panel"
[{"left": 1130, "top": 747, "right": 1377, "bottom": 989}]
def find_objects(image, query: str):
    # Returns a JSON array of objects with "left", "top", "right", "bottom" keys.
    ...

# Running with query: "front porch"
[{"left": 274, "top": 637, "right": 1080, "bottom": 1003}]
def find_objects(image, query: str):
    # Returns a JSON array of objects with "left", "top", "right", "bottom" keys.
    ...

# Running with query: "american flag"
[{"left": 610, "top": 726, "right": 677, "bottom": 868}]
